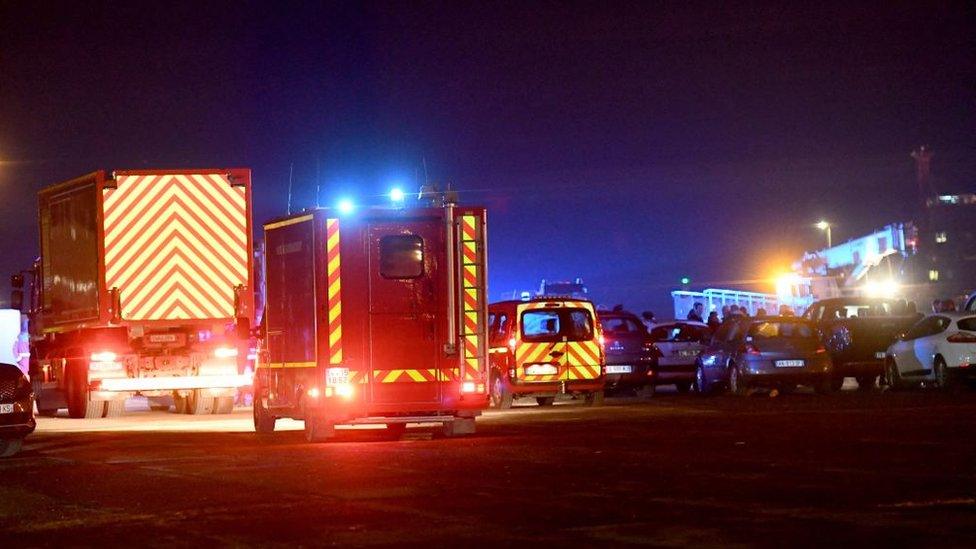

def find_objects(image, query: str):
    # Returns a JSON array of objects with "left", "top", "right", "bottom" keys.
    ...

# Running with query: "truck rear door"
[{"left": 367, "top": 218, "right": 443, "bottom": 405}]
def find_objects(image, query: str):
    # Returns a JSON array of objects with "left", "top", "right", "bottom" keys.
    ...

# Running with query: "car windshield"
[
  {"left": 521, "top": 308, "right": 594, "bottom": 342},
  {"left": 650, "top": 323, "right": 710, "bottom": 343},
  {"left": 748, "top": 321, "right": 815, "bottom": 339}
]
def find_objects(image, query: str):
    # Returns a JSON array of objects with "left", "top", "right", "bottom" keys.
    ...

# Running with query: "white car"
[
  {"left": 885, "top": 312, "right": 976, "bottom": 389},
  {"left": 647, "top": 321, "right": 712, "bottom": 392}
]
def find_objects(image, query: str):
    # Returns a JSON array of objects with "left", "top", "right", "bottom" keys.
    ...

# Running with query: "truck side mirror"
[
  {"left": 235, "top": 318, "right": 251, "bottom": 340},
  {"left": 10, "top": 290, "right": 23, "bottom": 311},
  {"left": 10, "top": 274, "right": 23, "bottom": 289}
]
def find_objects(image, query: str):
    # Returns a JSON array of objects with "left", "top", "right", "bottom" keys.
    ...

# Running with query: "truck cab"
[{"left": 487, "top": 298, "right": 605, "bottom": 408}]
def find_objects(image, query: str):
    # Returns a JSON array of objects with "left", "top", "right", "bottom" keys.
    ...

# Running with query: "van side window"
[{"left": 379, "top": 235, "right": 424, "bottom": 279}]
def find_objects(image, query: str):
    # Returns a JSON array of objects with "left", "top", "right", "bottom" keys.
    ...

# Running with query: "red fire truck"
[
  {"left": 255, "top": 196, "right": 489, "bottom": 441},
  {"left": 12, "top": 169, "right": 255, "bottom": 418}
]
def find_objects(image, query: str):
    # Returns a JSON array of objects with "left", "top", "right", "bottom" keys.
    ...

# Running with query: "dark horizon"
[{"left": 2, "top": 1, "right": 974, "bottom": 316}]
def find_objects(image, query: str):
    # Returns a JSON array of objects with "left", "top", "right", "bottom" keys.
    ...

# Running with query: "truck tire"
[
  {"left": 173, "top": 393, "right": 189, "bottom": 414},
  {"left": 0, "top": 438, "right": 23, "bottom": 458},
  {"left": 187, "top": 389, "right": 215, "bottom": 415},
  {"left": 66, "top": 363, "right": 105, "bottom": 419},
  {"left": 104, "top": 400, "right": 126, "bottom": 417},
  {"left": 304, "top": 416, "right": 334, "bottom": 443},
  {"left": 490, "top": 371, "right": 513, "bottom": 409},
  {"left": 253, "top": 397, "right": 276, "bottom": 434},
  {"left": 33, "top": 380, "right": 59, "bottom": 417},
  {"left": 535, "top": 396, "right": 555, "bottom": 407},
  {"left": 213, "top": 396, "right": 235, "bottom": 414},
  {"left": 442, "top": 417, "right": 476, "bottom": 437},
  {"left": 584, "top": 390, "right": 605, "bottom": 406}
]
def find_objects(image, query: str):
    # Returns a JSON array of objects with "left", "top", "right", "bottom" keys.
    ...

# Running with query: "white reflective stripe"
[{"left": 98, "top": 374, "right": 252, "bottom": 392}]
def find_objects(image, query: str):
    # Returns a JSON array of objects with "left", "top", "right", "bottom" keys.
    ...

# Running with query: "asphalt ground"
[{"left": 1, "top": 388, "right": 975, "bottom": 547}]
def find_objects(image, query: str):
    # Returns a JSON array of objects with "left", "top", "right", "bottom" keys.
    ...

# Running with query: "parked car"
[
  {"left": 803, "top": 298, "right": 920, "bottom": 391},
  {"left": 647, "top": 321, "right": 710, "bottom": 393},
  {"left": 597, "top": 310, "right": 656, "bottom": 397},
  {"left": 0, "top": 362, "right": 35, "bottom": 457},
  {"left": 885, "top": 312, "right": 976, "bottom": 390},
  {"left": 695, "top": 317, "right": 833, "bottom": 395}
]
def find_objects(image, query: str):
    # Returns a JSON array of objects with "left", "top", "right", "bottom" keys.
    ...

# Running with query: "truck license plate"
[
  {"left": 775, "top": 360, "right": 805, "bottom": 368},
  {"left": 525, "top": 364, "right": 558, "bottom": 375},
  {"left": 606, "top": 365, "right": 633, "bottom": 374},
  {"left": 0, "top": 403, "right": 13, "bottom": 414},
  {"left": 326, "top": 367, "right": 349, "bottom": 386}
]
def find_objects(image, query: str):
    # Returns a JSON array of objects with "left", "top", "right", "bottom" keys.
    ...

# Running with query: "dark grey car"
[{"left": 695, "top": 317, "right": 834, "bottom": 395}]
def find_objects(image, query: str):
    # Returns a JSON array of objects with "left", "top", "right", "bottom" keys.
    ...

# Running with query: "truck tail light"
[
  {"left": 461, "top": 381, "right": 476, "bottom": 393},
  {"left": 89, "top": 351, "right": 123, "bottom": 372},
  {"left": 90, "top": 351, "right": 118, "bottom": 363},
  {"left": 946, "top": 332, "right": 976, "bottom": 343},
  {"left": 214, "top": 346, "right": 239, "bottom": 358}
]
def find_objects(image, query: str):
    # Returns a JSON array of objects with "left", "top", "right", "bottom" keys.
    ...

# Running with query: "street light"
[{"left": 816, "top": 220, "right": 832, "bottom": 248}]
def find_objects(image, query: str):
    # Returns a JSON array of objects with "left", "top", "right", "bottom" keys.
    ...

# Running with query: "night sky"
[{"left": 1, "top": 2, "right": 974, "bottom": 316}]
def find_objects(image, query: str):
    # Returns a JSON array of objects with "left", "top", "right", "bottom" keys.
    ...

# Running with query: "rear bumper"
[
  {"left": 740, "top": 371, "right": 831, "bottom": 387},
  {"left": 604, "top": 363, "right": 653, "bottom": 390},
  {"left": 508, "top": 379, "right": 604, "bottom": 396},
  {"left": 653, "top": 363, "right": 697, "bottom": 384},
  {"left": 92, "top": 373, "right": 252, "bottom": 394}
]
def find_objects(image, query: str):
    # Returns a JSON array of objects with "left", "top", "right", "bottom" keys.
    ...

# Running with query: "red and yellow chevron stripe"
[
  {"left": 326, "top": 218, "right": 342, "bottom": 364},
  {"left": 103, "top": 173, "right": 249, "bottom": 321},
  {"left": 459, "top": 214, "right": 484, "bottom": 382}
]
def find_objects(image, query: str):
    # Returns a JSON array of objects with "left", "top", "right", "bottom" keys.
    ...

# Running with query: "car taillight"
[
  {"left": 815, "top": 345, "right": 827, "bottom": 354},
  {"left": 946, "top": 332, "right": 976, "bottom": 343}
]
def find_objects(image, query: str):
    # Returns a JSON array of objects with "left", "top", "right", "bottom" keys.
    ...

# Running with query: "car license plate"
[
  {"left": 326, "top": 367, "right": 349, "bottom": 386},
  {"left": 525, "top": 364, "right": 558, "bottom": 375},
  {"left": 875, "top": 352, "right": 886, "bottom": 359},
  {"left": 775, "top": 360, "right": 805, "bottom": 368},
  {"left": 606, "top": 365, "right": 633, "bottom": 374},
  {"left": 0, "top": 403, "right": 13, "bottom": 414},
  {"left": 678, "top": 350, "right": 699, "bottom": 358}
]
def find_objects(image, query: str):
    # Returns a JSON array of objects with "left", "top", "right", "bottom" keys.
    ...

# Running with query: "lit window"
[
  {"left": 929, "top": 270, "right": 939, "bottom": 282},
  {"left": 935, "top": 232, "right": 947, "bottom": 244}
]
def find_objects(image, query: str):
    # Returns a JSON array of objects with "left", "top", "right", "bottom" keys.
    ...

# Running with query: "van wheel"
[
  {"left": 490, "top": 372, "right": 513, "bottom": 409},
  {"left": 584, "top": 390, "right": 605, "bottom": 406},
  {"left": 213, "top": 396, "right": 235, "bottom": 414},
  {"left": 253, "top": 397, "right": 276, "bottom": 434},
  {"left": 0, "top": 438, "right": 23, "bottom": 458},
  {"left": 535, "top": 396, "right": 555, "bottom": 407},
  {"left": 304, "top": 415, "right": 334, "bottom": 443},
  {"left": 187, "top": 390, "right": 215, "bottom": 415},
  {"left": 104, "top": 400, "right": 126, "bottom": 417},
  {"left": 66, "top": 362, "right": 105, "bottom": 419}
]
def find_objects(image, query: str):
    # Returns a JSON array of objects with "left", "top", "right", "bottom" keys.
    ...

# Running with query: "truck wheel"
[
  {"left": 584, "top": 390, "right": 605, "bottom": 406},
  {"left": 304, "top": 416, "right": 334, "bottom": 443},
  {"left": 173, "top": 393, "right": 189, "bottom": 414},
  {"left": 490, "top": 372, "right": 513, "bottom": 409},
  {"left": 213, "top": 396, "right": 235, "bottom": 414},
  {"left": 442, "top": 418, "right": 476, "bottom": 437},
  {"left": 187, "top": 390, "right": 215, "bottom": 415},
  {"left": 535, "top": 396, "right": 555, "bottom": 407},
  {"left": 253, "top": 397, "right": 276, "bottom": 434},
  {"left": 66, "top": 363, "right": 105, "bottom": 419},
  {"left": 856, "top": 375, "right": 877, "bottom": 392},
  {"left": 33, "top": 380, "right": 59, "bottom": 417},
  {"left": 104, "top": 400, "right": 126, "bottom": 417},
  {"left": 0, "top": 438, "right": 23, "bottom": 458}
]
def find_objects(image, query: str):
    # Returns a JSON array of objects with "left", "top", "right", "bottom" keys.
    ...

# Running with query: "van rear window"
[{"left": 521, "top": 308, "right": 594, "bottom": 342}]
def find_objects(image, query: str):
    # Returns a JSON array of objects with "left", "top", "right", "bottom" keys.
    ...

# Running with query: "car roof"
[{"left": 924, "top": 311, "right": 976, "bottom": 320}]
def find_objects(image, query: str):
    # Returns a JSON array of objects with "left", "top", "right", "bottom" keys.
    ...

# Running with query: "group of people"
[{"left": 685, "top": 302, "right": 795, "bottom": 331}]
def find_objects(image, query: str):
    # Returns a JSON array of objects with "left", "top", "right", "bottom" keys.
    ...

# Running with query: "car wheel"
[
  {"left": 674, "top": 382, "right": 692, "bottom": 394},
  {"left": 729, "top": 364, "right": 749, "bottom": 396},
  {"left": 535, "top": 396, "right": 555, "bottom": 407},
  {"left": 490, "top": 371, "right": 513, "bottom": 409},
  {"left": 0, "top": 438, "right": 23, "bottom": 458},
  {"left": 933, "top": 357, "right": 957, "bottom": 392},
  {"left": 636, "top": 384, "right": 656, "bottom": 399},
  {"left": 695, "top": 364, "right": 713, "bottom": 396},
  {"left": 885, "top": 359, "right": 903, "bottom": 391},
  {"left": 584, "top": 390, "right": 605, "bottom": 406}
]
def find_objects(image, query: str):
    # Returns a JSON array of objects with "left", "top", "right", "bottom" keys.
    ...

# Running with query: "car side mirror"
[{"left": 10, "top": 290, "right": 23, "bottom": 311}]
